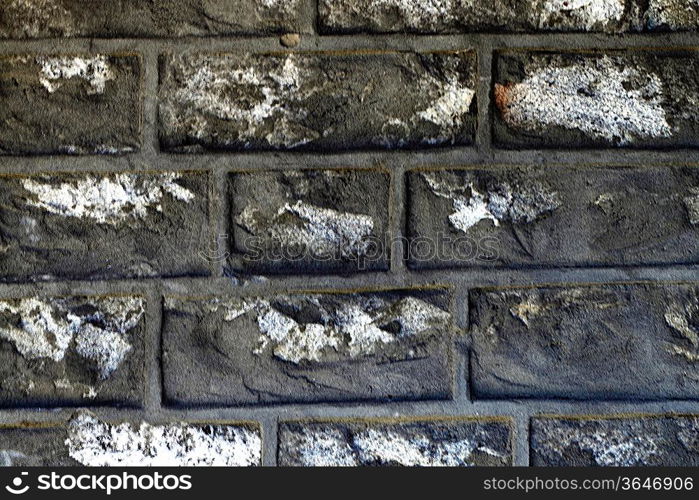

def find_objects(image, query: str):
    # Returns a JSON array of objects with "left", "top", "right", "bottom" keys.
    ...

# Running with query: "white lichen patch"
[
  {"left": 36, "top": 55, "right": 114, "bottom": 94},
  {"left": 165, "top": 55, "right": 321, "bottom": 148},
  {"left": 415, "top": 77, "right": 475, "bottom": 133},
  {"left": 324, "top": 0, "right": 457, "bottom": 30},
  {"left": 214, "top": 294, "right": 451, "bottom": 364},
  {"left": 0, "top": 296, "right": 144, "bottom": 381},
  {"left": 66, "top": 412, "right": 261, "bottom": 466},
  {"left": 285, "top": 426, "right": 507, "bottom": 466},
  {"left": 664, "top": 302, "right": 699, "bottom": 362},
  {"left": 684, "top": 187, "right": 699, "bottom": 225},
  {"left": 22, "top": 173, "right": 195, "bottom": 225},
  {"left": 236, "top": 201, "right": 375, "bottom": 259},
  {"left": 536, "top": 0, "right": 625, "bottom": 29},
  {"left": 3, "top": 0, "right": 74, "bottom": 38},
  {"left": 422, "top": 172, "right": 560, "bottom": 233},
  {"left": 535, "top": 423, "right": 660, "bottom": 466},
  {"left": 496, "top": 57, "right": 673, "bottom": 145}
]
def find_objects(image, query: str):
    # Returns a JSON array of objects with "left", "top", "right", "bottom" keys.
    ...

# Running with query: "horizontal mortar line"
[
  {"left": 2, "top": 32, "right": 699, "bottom": 53},
  {"left": 5, "top": 148, "right": 699, "bottom": 173},
  {"left": 0, "top": 265, "right": 698, "bottom": 297},
  {"left": 3, "top": 399, "right": 699, "bottom": 425}
]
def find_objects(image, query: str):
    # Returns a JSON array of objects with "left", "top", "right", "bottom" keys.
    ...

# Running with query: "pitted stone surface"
[
  {"left": 645, "top": 0, "right": 699, "bottom": 30},
  {"left": 407, "top": 166, "right": 699, "bottom": 268},
  {"left": 532, "top": 416, "right": 699, "bottom": 466},
  {"left": 0, "top": 171, "right": 210, "bottom": 281},
  {"left": 470, "top": 283, "right": 699, "bottom": 399},
  {"left": 0, "top": 295, "right": 144, "bottom": 407},
  {"left": 230, "top": 169, "right": 390, "bottom": 274},
  {"left": 0, "top": 412, "right": 262, "bottom": 466},
  {"left": 159, "top": 52, "right": 476, "bottom": 152},
  {"left": 162, "top": 289, "right": 454, "bottom": 406},
  {"left": 320, "top": 0, "right": 640, "bottom": 34},
  {"left": 0, "top": 0, "right": 308, "bottom": 38},
  {"left": 494, "top": 52, "right": 699, "bottom": 148},
  {"left": 0, "top": 54, "right": 141, "bottom": 155},
  {"left": 278, "top": 419, "right": 512, "bottom": 466}
]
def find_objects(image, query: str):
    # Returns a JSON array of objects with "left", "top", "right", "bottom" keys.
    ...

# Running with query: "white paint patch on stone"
[
  {"left": 646, "top": 0, "right": 699, "bottom": 29},
  {"left": 684, "top": 187, "right": 699, "bottom": 225},
  {"left": 0, "top": 296, "right": 144, "bottom": 380},
  {"left": 22, "top": 173, "right": 195, "bottom": 225},
  {"left": 286, "top": 426, "right": 505, "bottom": 466},
  {"left": 236, "top": 201, "right": 375, "bottom": 259},
  {"left": 66, "top": 412, "right": 261, "bottom": 466},
  {"left": 537, "top": 424, "right": 660, "bottom": 466},
  {"left": 169, "top": 55, "right": 319, "bottom": 148},
  {"left": 422, "top": 172, "right": 560, "bottom": 233},
  {"left": 329, "top": 0, "right": 456, "bottom": 29},
  {"left": 37, "top": 55, "right": 114, "bottom": 94},
  {"left": 538, "top": 0, "right": 625, "bottom": 29},
  {"left": 497, "top": 57, "right": 672, "bottom": 144},
  {"left": 216, "top": 295, "right": 451, "bottom": 364}
]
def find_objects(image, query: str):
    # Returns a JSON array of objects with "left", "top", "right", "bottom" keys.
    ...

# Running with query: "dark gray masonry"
[
  {"left": 531, "top": 415, "right": 699, "bottom": 466},
  {"left": 0, "top": 171, "right": 210, "bottom": 282},
  {"left": 0, "top": 54, "right": 141, "bottom": 155},
  {"left": 0, "top": 0, "right": 309, "bottom": 38},
  {"left": 158, "top": 51, "right": 477, "bottom": 152},
  {"left": 470, "top": 282, "right": 699, "bottom": 400},
  {"left": 0, "top": 295, "right": 145, "bottom": 407},
  {"left": 278, "top": 418, "right": 513, "bottom": 466},
  {"left": 319, "top": 0, "right": 643, "bottom": 34},
  {"left": 407, "top": 166, "right": 699, "bottom": 269},
  {"left": 0, "top": 411, "right": 262, "bottom": 466},
  {"left": 229, "top": 169, "right": 390, "bottom": 275},
  {"left": 162, "top": 289, "right": 455, "bottom": 406},
  {"left": 494, "top": 51, "right": 699, "bottom": 149}
]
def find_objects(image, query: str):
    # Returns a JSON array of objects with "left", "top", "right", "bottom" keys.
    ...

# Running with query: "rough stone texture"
[
  {"left": 470, "top": 283, "right": 699, "bottom": 400},
  {"left": 159, "top": 51, "right": 477, "bottom": 152},
  {"left": 0, "top": 0, "right": 309, "bottom": 38},
  {"left": 0, "top": 412, "right": 262, "bottom": 466},
  {"left": 278, "top": 418, "right": 512, "bottom": 466},
  {"left": 162, "top": 289, "right": 454, "bottom": 406},
  {"left": 0, "top": 54, "right": 141, "bottom": 155},
  {"left": 0, "top": 295, "right": 144, "bottom": 407},
  {"left": 532, "top": 416, "right": 699, "bottom": 466},
  {"left": 229, "top": 169, "right": 390, "bottom": 274},
  {"left": 320, "top": 0, "right": 641, "bottom": 34},
  {"left": 407, "top": 166, "right": 699, "bottom": 268},
  {"left": 646, "top": 0, "right": 699, "bottom": 30},
  {"left": 494, "top": 51, "right": 699, "bottom": 148},
  {"left": 0, "top": 171, "right": 210, "bottom": 282}
]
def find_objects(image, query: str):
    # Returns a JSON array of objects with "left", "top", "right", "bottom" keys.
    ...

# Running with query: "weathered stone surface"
[
  {"left": 646, "top": 0, "right": 699, "bottom": 30},
  {"left": 0, "top": 0, "right": 308, "bottom": 38},
  {"left": 470, "top": 283, "right": 699, "bottom": 400},
  {"left": 532, "top": 416, "right": 699, "bottom": 466},
  {"left": 494, "top": 51, "right": 699, "bottom": 148},
  {"left": 407, "top": 166, "right": 699, "bottom": 268},
  {"left": 0, "top": 411, "right": 262, "bottom": 466},
  {"left": 0, "top": 295, "right": 144, "bottom": 407},
  {"left": 229, "top": 169, "right": 390, "bottom": 274},
  {"left": 162, "top": 289, "right": 454, "bottom": 406},
  {"left": 278, "top": 418, "right": 512, "bottom": 466},
  {"left": 320, "top": 0, "right": 641, "bottom": 34},
  {"left": 0, "top": 171, "right": 210, "bottom": 281},
  {"left": 159, "top": 51, "right": 477, "bottom": 152},
  {"left": 0, "top": 55, "right": 141, "bottom": 155}
]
